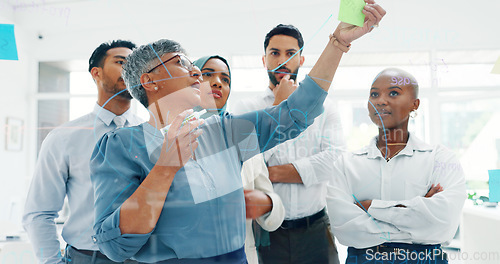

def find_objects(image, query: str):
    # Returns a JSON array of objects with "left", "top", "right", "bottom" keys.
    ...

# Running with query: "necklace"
[
  {"left": 382, "top": 147, "right": 404, "bottom": 161},
  {"left": 377, "top": 142, "right": 407, "bottom": 161},
  {"left": 386, "top": 143, "right": 407, "bottom": 146}
]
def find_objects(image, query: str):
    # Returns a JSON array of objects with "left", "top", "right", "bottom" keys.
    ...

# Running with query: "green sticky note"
[
  {"left": 489, "top": 169, "right": 500, "bottom": 202},
  {"left": 491, "top": 56, "right": 500, "bottom": 74},
  {"left": 338, "top": 0, "right": 366, "bottom": 27},
  {"left": 0, "top": 24, "right": 19, "bottom": 61}
]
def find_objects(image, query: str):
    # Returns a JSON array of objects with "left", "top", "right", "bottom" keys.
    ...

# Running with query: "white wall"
[
  {"left": 0, "top": 10, "right": 37, "bottom": 228},
  {"left": 9, "top": 0, "right": 500, "bottom": 62}
]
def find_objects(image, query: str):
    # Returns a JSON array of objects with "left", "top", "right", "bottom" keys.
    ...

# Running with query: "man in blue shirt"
[{"left": 23, "top": 40, "right": 142, "bottom": 264}]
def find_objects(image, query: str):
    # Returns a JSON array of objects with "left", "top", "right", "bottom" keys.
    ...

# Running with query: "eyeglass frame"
[{"left": 146, "top": 54, "right": 194, "bottom": 73}]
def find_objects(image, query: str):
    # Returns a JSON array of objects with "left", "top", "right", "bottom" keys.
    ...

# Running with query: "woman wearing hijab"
[
  {"left": 194, "top": 55, "right": 285, "bottom": 264},
  {"left": 327, "top": 68, "right": 466, "bottom": 264},
  {"left": 90, "top": 4, "right": 385, "bottom": 263},
  {"left": 193, "top": 55, "right": 231, "bottom": 116}
]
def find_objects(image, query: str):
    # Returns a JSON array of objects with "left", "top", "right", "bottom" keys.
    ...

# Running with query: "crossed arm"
[{"left": 328, "top": 149, "right": 466, "bottom": 248}]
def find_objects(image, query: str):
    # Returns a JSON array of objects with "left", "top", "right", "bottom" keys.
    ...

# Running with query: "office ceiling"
[{"left": 1, "top": 0, "right": 499, "bottom": 63}]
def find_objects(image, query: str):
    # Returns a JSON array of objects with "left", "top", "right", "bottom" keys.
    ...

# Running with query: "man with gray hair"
[{"left": 23, "top": 40, "right": 142, "bottom": 264}]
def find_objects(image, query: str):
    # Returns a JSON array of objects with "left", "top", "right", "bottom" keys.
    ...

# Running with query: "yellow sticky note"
[
  {"left": 338, "top": 0, "right": 366, "bottom": 27},
  {"left": 491, "top": 56, "right": 500, "bottom": 74}
]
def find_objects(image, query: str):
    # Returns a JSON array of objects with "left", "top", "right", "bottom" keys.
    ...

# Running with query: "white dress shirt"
[
  {"left": 327, "top": 134, "right": 467, "bottom": 249},
  {"left": 241, "top": 154, "right": 285, "bottom": 264},
  {"left": 231, "top": 87, "right": 344, "bottom": 220},
  {"left": 22, "top": 103, "right": 142, "bottom": 264}
]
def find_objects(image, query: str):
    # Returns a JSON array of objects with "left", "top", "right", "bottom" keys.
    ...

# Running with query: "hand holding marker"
[{"left": 160, "top": 109, "right": 207, "bottom": 136}]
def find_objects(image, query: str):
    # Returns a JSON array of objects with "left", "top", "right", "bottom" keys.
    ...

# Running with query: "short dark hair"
[
  {"left": 88, "top": 40, "right": 136, "bottom": 72},
  {"left": 264, "top": 24, "right": 304, "bottom": 54}
]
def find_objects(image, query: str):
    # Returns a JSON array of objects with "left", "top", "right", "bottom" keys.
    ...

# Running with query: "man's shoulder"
[
  {"left": 44, "top": 112, "right": 96, "bottom": 139},
  {"left": 231, "top": 93, "right": 270, "bottom": 114}
]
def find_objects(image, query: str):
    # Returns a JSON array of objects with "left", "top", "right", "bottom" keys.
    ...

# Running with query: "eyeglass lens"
[{"left": 179, "top": 55, "right": 193, "bottom": 71}]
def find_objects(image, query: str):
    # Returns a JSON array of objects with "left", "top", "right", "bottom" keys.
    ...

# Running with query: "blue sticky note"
[
  {"left": 489, "top": 169, "right": 500, "bottom": 202},
  {"left": 0, "top": 24, "right": 19, "bottom": 61}
]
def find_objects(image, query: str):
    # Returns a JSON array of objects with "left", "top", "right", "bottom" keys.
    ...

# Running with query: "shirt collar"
[
  {"left": 92, "top": 103, "right": 135, "bottom": 126},
  {"left": 353, "top": 133, "right": 433, "bottom": 159}
]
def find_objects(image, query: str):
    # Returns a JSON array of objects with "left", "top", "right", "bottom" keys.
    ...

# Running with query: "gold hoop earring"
[{"left": 410, "top": 110, "right": 417, "bottom": 118}]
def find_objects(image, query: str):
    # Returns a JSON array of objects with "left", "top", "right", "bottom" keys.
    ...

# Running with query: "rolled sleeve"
[
  {"left": 367, "top": 199, "right": 404, "bottom": 223},
  {"left": 256, "top": 192, "right": 285, "bottom": 232},
  {"left": 291, "top": 159, "right": 316, "bottom": 187},
  {"left": 247, "top": 154, "right": 285, "bottom": 232},
  {"left": 93, "top": 207, "right": 152, "bottom": 262}
]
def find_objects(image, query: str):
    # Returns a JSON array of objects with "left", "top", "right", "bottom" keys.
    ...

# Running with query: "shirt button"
[{"left": 92, "top": 237, "right": 97, "bottom": 243}]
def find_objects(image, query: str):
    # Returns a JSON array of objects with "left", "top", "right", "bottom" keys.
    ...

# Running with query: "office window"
[
  {"left": 36, "top": 67, "right": 148, "bottom": 153},
  {"left": 69, "top": 72, "right": 97, "bottom": 120},
  {"left": 36, "top": 52, "right": 500, "bottom": 183},
  {"left": 438, "top": 64, "right": 500, "bottom": 88},
  {"left": 442, "top": 98, "right": 500, "bottom": 181},
  {"left": 37, "top": 100, "right": 69, "bottom": 152}
]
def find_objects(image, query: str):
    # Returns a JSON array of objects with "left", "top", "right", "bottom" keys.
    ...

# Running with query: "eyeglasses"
[{"left": 147, "top": 54, "right": 194, "bottom": 73}]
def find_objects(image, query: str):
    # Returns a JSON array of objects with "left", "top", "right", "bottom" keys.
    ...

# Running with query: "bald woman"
[{"left": 327, "top": 68, "right": 466, "bottom": 263}]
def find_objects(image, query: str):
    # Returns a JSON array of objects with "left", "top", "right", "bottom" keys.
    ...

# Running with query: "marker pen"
[{"left": 160, "top": 109, "right": 207, "bottom": 136}]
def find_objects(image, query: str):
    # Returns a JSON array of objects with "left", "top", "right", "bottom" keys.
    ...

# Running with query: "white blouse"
[
  {"left": 327, "top": 134, "right": 466, "bottom": 249},
  {"left": 242, "top": 154, "right": 285, "bottom": 264}
]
